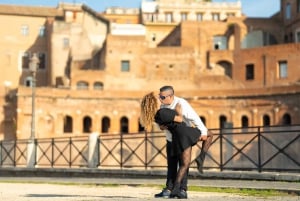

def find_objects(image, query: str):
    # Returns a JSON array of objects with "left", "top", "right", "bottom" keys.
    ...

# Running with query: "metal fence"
[{"left": 0, "top": 125, "right": 299, "bottom": 172}]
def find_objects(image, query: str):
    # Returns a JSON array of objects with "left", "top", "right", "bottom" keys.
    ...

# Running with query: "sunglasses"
[{"left": 159, "top": 94, "right": 173, "bottom": 100}]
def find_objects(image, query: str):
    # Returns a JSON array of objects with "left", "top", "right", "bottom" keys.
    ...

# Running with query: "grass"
[
  {"left": 0, "top": 180, "right": 295, "bottom": 197},
  {"left": 143, "top": 184, "right": 294, "bottom": 197},
  {"left": 188, "top": 186, "right": 289, "bottom": 197}
]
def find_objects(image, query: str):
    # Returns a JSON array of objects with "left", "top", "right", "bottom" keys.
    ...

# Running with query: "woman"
[{"left": 140, "top": 92, "right": 203, "bottom": 198}]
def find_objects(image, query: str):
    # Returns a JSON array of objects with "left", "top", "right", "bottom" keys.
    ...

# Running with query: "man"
[{"left": 154, "top": 85, "right": 212, "bottom": 199}]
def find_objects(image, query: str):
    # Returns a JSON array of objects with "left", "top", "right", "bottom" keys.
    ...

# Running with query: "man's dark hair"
[{"left": 160, "top": 85, "right": 174, "bottom": 94}]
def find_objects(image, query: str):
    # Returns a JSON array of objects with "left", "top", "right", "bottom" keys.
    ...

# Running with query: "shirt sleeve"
[{"left": 180, "top": 99, "right": 208, "bottom": 136}]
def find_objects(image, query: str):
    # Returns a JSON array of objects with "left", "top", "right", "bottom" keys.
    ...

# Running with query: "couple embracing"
[{"left": 140, "top": 85, "right": 213, "bottom": 199}]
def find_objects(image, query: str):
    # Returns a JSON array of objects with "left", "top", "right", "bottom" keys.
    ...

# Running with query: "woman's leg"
[
  {"left": 176, "top": 146, "right": 192, "bottom": 184},
  {"left": 196, "top": 131, "right": 214, "bottom": 173},
  {"left": 170, "top": 146, "right": 192, "bottom": 198}
]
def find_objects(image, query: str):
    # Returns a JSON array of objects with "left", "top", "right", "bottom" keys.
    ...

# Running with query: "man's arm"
[{"left": 180, "top": 99, "right": 208, "bottom": 139}]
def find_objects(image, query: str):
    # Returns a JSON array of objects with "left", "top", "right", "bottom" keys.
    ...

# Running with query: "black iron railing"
[{"left": 0, "top": 125, "right": 299, "bottom": 172}]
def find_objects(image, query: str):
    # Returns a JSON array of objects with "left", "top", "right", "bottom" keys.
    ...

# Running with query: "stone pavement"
[{"left": 0, "top": 174, "right": 299, "bottom": 201}]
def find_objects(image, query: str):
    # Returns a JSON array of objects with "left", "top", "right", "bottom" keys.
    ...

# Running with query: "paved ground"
[{"left": 0, "top": 177, "right": 299, "bottom": 201}]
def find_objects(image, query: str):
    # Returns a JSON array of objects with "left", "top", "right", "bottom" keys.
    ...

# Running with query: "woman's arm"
[
  {"left": 174, "top": 115, "right": 183, "bottom": 122},
  {"left": 173, "top": 103, "right": 183, "bottom": 122}
]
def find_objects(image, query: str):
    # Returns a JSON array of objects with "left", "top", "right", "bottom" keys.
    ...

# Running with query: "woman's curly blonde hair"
[{"left": 140, "top": 92, "right": 158, "bottom": 132}]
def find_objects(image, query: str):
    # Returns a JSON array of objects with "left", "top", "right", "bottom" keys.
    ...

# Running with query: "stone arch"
[
  {"left": 138, "top": 118, "right": 144, "bottom": 132},
  {"left": 241, "top": 115, "right": 249, "bottom": 128},
  {"left": 83, "top": 115, "right": 92, "bottom": 133},
  {"left": 282, "top": 113, "right": 292, "bottom": 125},
  {"left": 120, "top": 116, "right": 129, "bottom": 134},
  {"left": 262, "top": 114, "right": 271, "bottom": 126},
  {"left": 216, "top": 60, "right": 232, "bottom": 78},
  {"left": 64, "top": 115, "right": 73, "bottom": 133},
  {"left": 219, "top": 115, "right": 227, "bottom": 129},
  {"left": 76, "top": 81, "right": 89, "bottom": 90},
  {"left": 94, "top": 81, "right": 104, "bottom": 90},
  {"left": 101, "top": 116, "right": 110, "bottom": 133}
]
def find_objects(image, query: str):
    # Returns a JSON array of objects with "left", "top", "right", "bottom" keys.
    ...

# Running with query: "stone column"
[
  {"left": 27, "top": 139, "right": 36, "bottom": 168},
  {"left": 88, "top": 132, "right": 99, "bottom": 168}
]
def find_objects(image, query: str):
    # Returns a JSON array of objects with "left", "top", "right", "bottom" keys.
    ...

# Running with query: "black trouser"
[{"left": 166, "top": 140, "right": 188, "bottom": 191}]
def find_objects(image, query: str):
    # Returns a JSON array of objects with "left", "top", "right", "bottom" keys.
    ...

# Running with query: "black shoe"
[
  {"left": 170, "top": 189, "right": 188, "bottom": 199},
  {"left": 180, "top": 189, "right": 188, "bottom": 199},
  {"left": 154, "top": 188, "right": 171, "bottom": 198}
]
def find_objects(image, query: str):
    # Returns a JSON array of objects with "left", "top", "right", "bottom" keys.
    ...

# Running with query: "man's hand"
[{"left": 200, "top": 135, "right": 207, "bottom": 141}]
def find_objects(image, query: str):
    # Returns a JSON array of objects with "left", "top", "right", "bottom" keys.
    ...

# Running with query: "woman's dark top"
[{"left": 154, "top": 108, "right": 201, "bottom": 155}]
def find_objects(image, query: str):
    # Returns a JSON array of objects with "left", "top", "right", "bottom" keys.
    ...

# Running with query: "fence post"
[
  {"left": 220, "top": 129, "right": 223, "bottom": 171},
  {"left": 145, "top": 131, "right": 148, "bottom": 170},
  {"left": 120, "top": 133, "right": 123, "bottom": 168},
  {"left": 88, "top": 132, "right": 99, "bottom": 168},
  {"left": 257, "top": 127, "right": 262, "bottom": 172},
  {"left": 27, "top": 139, "right": 36, "bottom": 168}
]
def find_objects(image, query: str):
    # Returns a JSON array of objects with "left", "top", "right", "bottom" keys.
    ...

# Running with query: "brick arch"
[
  {"left": 94, "top": 81, "right": 104, "bottom": 90},
  {"left": 241, "top": 115, "right": 249, "bottom": 128},
  {"left": 101, "top": 116, "right": 110, "bottom": 133},
  {"left": 63, "top": 115, "right": 73, "bottom": 133},
  {"left": 276, "top": 109, "right": 297, "bottom": 126},
  {"left": 76, "top": 80, "right": 89, "bottom": 90},
  {"left": 262, "top": 113, "right": 271, "bottom": 126},
  {"left": 236, "top": 110, "right": 253, "bottom": 127},
  {"left": 216, "top": 60, "right": 233, "bottom": 78},
  {"left": 120, "top": 116, "right": 129, "bottom": 134},
  {"left": 219, "top": 115, "right": 228, "bottom": 129},
  {"left": 83, "top": 115, "right": 92, "bottom": 133},
  {"left": 282, "top": 113, "right": 292, "bottom": 125}
]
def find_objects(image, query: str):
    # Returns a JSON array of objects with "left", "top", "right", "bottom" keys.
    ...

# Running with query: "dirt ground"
[{"left": 0, "top": 182, "right": 299, "bottom": 201}]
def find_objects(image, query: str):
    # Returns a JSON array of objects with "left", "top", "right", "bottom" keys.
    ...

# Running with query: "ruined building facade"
[{"left": 0, "top": 0, "right": 300, "bottom": 140}]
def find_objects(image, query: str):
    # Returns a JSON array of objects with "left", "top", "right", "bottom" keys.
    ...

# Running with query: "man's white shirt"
[{"left": 160, "top": 96, "right": 208, "bottom": 142}]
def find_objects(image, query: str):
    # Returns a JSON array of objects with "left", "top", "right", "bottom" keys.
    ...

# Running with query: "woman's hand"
[
  {"left": 175, "top": 103, "right": 182, "bottom": 116},
  {"left": 159, "top": 125, "right": 168, "bottom": 130}
]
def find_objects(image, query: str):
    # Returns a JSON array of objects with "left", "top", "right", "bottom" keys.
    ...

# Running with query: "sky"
[{"left": 0, "top": 0, "right": 280, "bottom": 18}]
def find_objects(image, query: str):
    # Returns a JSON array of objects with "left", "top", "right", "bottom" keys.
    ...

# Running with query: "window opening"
[{"left": 246, "top": 64, "right": 254, "bottom": 80}]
